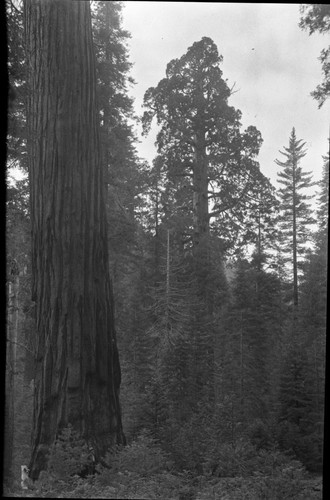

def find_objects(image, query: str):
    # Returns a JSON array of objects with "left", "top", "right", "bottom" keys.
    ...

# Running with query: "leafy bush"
[
  {"left": 165, "top": 405, "right": 212, "bottom": 472},
  {"left": 203, "top": 438, "right": 258, "bottom": 477},
  {"left": 25, "top": 423, "right": 96, "bottom": 496},
  {"left": 197, "top": 458, "right": 308, "bottom": 500},
  {"left": 115, "top": 472, "right": 183, "bottom": 499},
  {"left": 202, "top": 437, "right": 308, "bottom": 484},
  {"left": 248, "top": 418, "right": 276, "bottom": 449},
  {"left": 98, "top": 429, "right": 172, "bottom": 480},
  {"left": 253, "top": 448, "right": 302, "bottom": 475},
  {"left": 252, "top": 461, "right": 307, "bottom": 499},
  {"left": 47, "top": 424, "right": 95, "bottom": 481},
  {"left": 277, "top": 419, "right": 323, "bottom": 472}
]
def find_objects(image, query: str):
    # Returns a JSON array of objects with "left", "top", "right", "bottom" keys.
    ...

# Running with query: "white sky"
[{"left": 121, "top": 1, "right": 330, "bottom": 189}]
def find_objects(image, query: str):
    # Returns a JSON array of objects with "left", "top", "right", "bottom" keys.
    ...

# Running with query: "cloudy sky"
[{"left": 121, "top": 2, "right": 329, "bottom": 189}]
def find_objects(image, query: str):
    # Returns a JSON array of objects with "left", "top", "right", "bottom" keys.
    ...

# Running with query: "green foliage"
[
  {"left": 315, "top": 154, "right": 329, "bottom": 250},
  {"left": 5, "top": 175, "right": 34, "bottom": 484},
  {"left": 6, "top": 0, "right": 28, "bottom": 171},
  {"left": 5, "top": 3, "right": 326, "bottom": 492},
  {"left": 204, "top": 439, "right": 259, "bottom": 477},
  {"left": 198, "top": 449, "right": 308, "bottom": 500},
  {"left": 92, "top": 0, "right": 148, "bottom": 232},
  {"left": 299, "top": 4, "right": 330, "bottom": 34},
  {"left": 165, "top": 403, "right": 212, "bottom": 472},
  {"left": 3, "top": 434, "right": 320, "bottom": 500},
  {"left": 251, "top": 462, "right": 307, "bottom": 500},
  {"left": 47, "top": 425, "right": 95, "bottom": 480},
  {"left": 277, "top": 340, "right": 324, "bottom": 472},
  {"left": 101, "top": 429, "right": 172, "bottom": 477},
  {"left": 275, "top": 127, "right": 315, "bottom": 306},
  {"left": 247, "top": 418, "right": 276, "bottom": 450},
  {"left": 275, "top": 128, "right": 315, "bottom": 246},
  {"left": 14, "top": 426, "right": 97, "bottom": 496},
  {"left": 142, "top": 36, "right": 276, "bottom": 257},
  {"left": 299, "top": 4, "right": 330, "bottom": 107},
  {"left": 90, "top": 431, "right": 181, "bottom": 498}
]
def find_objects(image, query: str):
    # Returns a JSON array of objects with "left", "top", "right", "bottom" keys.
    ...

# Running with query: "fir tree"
[
  {"left": 275, "top": 127, "right": 315, "bottom": 310},
  {"left": 315, "top": 152, "right": 329, "bottom": 251}
]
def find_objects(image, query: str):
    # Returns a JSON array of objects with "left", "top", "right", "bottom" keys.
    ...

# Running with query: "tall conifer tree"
[{"left": 275, "top": 127, "right": 315, "bottom": 309}]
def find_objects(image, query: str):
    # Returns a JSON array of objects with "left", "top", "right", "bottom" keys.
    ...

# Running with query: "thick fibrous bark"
[
  {"left": 192, "top": 131, "right": 209, "bottom": 252},
  {"left": 24, "top": 0, "right": 125, "bottom": 480}
]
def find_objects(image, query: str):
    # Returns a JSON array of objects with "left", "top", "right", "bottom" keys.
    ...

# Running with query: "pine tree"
[{"left": 275, "top": 127, "right": 315, "bottom": 310}]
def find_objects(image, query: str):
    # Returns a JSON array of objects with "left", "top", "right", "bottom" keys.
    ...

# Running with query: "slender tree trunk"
[
  {"left": 292, "top": 161, "right": 299, "bottom": 310},
  {"left": 4, "top": 279, "right": 17, "bottom": 481},
  {"left": 154, "top": 178, "right": 161, "bottom": 275},
  {"left": 240, "top": 312, "right": 244, "bottom": 419},
  {"left": 24, "top": 0, "right": 125, "bottom": 480}
]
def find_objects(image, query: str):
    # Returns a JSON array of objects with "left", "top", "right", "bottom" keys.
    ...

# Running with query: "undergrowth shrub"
[
  {"left": 247, "top": 418, "right": 276, "bottom": 449},
  {"left": 203, "top": 437, "right": 307, "bottom": 482},
  {"left": 277, "top": 419, "right": 323, "bottom": 472},
  {"left": 28, "top": 424, "right": 96, "bottom": 496},
  {"left": 165, "top": 405, "right": 212, "bottom": 473},
  {"left": 96, "top": 428, "right": 172, "bottom": 486},
  {"left": 47, "top": 424, "right": 95, "bottom": 480},
  {"left": 252, "top": 459, "right": 307, "bottom": 499},
  {"left": 109, "top": 472, "right": 183, "bottom": 500},
  {"left": 92, "top": 430, "right": 181, "bottom": 499},
  {"left": 203, "top": 438, "right": 258, "bottom": 477},
  {"left": 198, "top": 454, "right": 307, "bottom": 500}
]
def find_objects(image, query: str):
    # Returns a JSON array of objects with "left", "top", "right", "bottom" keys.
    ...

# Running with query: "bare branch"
[{"left": 229, "top": 82, "right": 240, "bottom": 95}]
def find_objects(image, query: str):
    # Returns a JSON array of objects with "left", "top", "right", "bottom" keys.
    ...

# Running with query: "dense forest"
[{"left": 4, "top": 1, "right": 328, "bottom": 499}]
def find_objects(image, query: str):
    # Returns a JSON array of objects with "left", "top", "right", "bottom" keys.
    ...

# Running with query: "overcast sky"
[{"left": 121, "top": 2, "right": 329, "bottom": 189}]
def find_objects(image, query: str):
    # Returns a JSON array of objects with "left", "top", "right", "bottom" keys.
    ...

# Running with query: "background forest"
[{"left": 4, "top": 1, "right": 328, "bottom": 499}]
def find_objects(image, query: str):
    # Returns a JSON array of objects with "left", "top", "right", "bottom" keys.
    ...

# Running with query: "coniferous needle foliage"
[
  {"left": 4, "top": 2, "right": 327, "bottom": 497},
  {"left": 275, "top": 127, "right": 316, "bottom": 309}
]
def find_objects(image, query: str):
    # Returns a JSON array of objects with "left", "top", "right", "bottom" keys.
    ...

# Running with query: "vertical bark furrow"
[{"left": 25, "top": 0, "right": 125, "bottom": 479}]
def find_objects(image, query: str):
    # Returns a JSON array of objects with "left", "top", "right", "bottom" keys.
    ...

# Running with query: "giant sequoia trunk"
[
  {"left": 24, "top": 0, "right": 125, "bottom": 480},
  {"left": 192, "top": 129, "right": 212, "bottom": 307},
  {"left": 192, "top": 128, "right": 209, "bottom": 251}
]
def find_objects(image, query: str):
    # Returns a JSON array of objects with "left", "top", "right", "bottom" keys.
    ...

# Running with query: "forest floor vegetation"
[{"left": 3, "top": 428, "right": 323, "bottom": 499}]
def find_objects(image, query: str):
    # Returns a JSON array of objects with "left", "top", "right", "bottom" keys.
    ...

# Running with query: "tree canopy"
[
  {"left": 142, "top": 37, "right": 276, "bottom": 255},
  {"left": 299, "top": 4, "right": 330, "bottom": 107}
]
